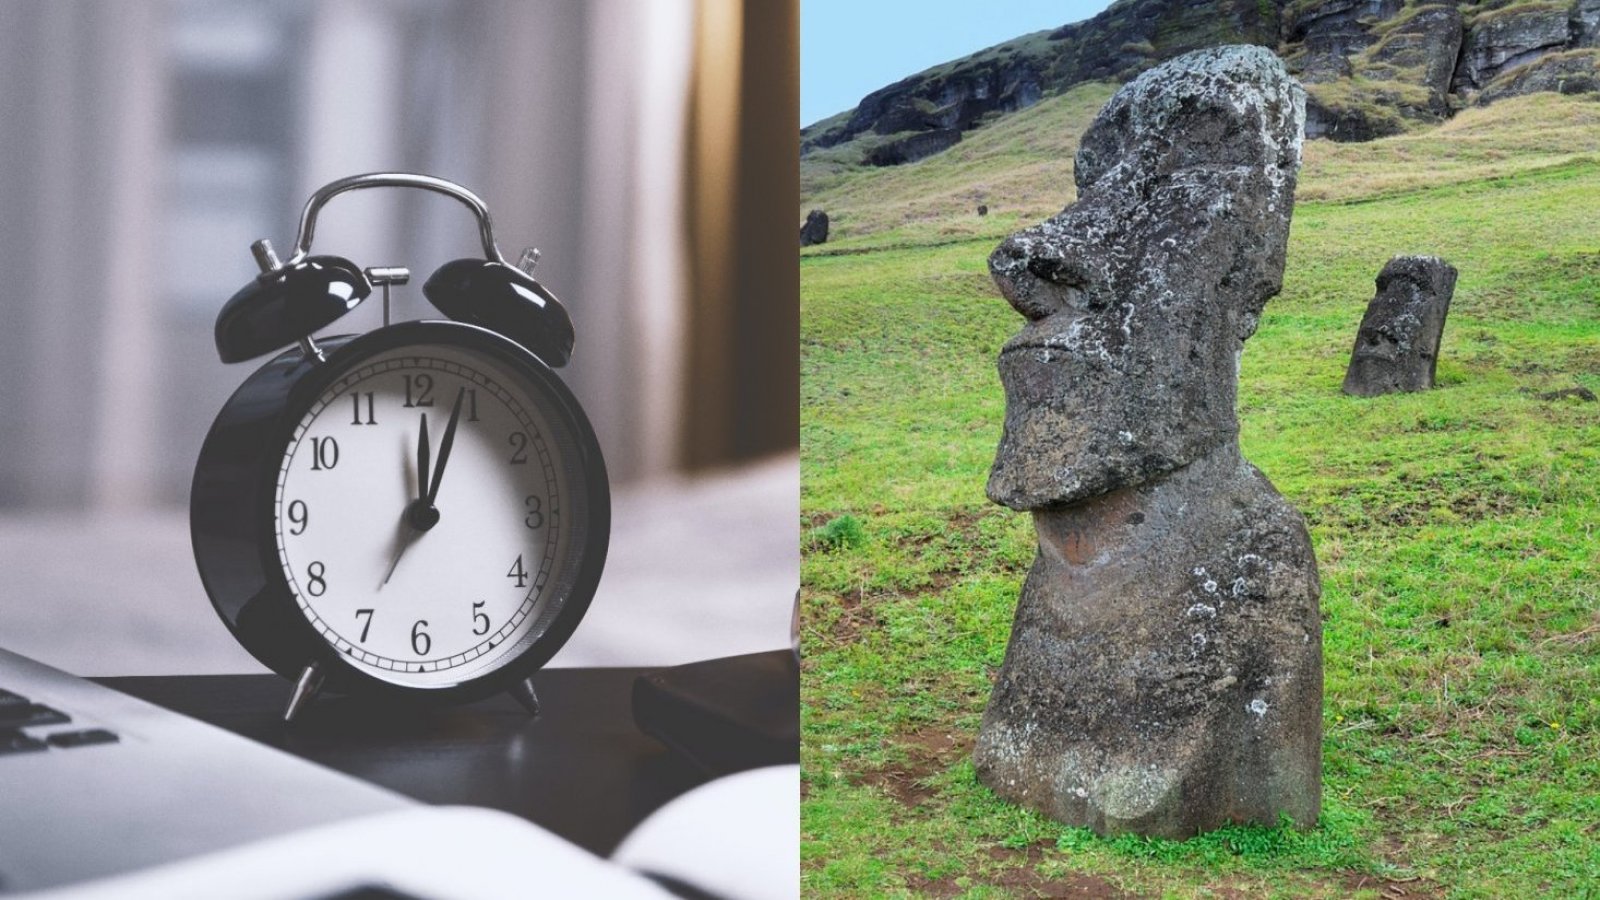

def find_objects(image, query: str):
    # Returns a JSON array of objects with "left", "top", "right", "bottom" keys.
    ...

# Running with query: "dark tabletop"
[{"left": 94, "top": 667, "right": 710, "bottom": 857}]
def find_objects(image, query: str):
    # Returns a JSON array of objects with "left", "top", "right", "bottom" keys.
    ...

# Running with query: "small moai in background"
[
  {"left": 800, "top": 209, "right": 829, "bottom": 247},
  {"left": 1342, "top": 256, "right": 1457, "bottom": 396},
  {"left": 974, "top": 46, "right": 1323, "bottom": 839}
]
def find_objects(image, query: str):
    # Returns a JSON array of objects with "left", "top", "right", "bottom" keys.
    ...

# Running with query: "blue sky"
[{"left": 801, "top": 0, "right": 1115, "bottom": 127}]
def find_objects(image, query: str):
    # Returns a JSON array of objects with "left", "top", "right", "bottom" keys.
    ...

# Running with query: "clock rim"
[{"left": 192, "top": 320, "right": 610, "bottom": 705}]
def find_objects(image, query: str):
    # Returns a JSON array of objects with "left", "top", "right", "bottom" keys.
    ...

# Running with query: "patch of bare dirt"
[
  {"left": 1304, "top": 477, "right": 1524, "bottom": 530},
  {"left": 825, "top": 590, "right": 876, "bottom": 643},
  {"left": 1335, "top": 871, "right": 1444, "bottom": 899},
  {"left": 908, "top": 843, "right": 1141, "bottom": 898},
  {"left": 857, "top": 728, "right": 968, "bottom": 808},
  {"left": 888, "top": 508, "right": 1028, "bottom": 585}
]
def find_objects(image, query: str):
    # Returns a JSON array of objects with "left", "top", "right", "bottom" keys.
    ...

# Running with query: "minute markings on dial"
[{"left": 273, "top": 352, "right": 564, "bottom": 678}]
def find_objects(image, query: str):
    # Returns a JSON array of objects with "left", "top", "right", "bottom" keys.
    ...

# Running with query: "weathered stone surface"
[
  {"left": 980, "top": 447, "right": 1324, "bottom": 837},
  {"left": 800, "top": 0, "right": 1281, "bottom": 156},
  {"left": 865, "top": 128, "right": 962, "bottom": 167},
  {"left": 1453, "top": 3, "right": 1572, "bottom": 92},
  {"left": 975, "top": 46, "right": 1323, "bottom": 839},
  {"left": 1285, "top": 46, "right": 1354, "bottom": 84},
  {"left": 1297, "top": 5, "right": 1464, "bottom": 140},
  {"left": 1358, "top": 5, "right": 1465, "bottom": 113},
  {"left": 801, "top": 0, "right": 1600, "bottom": 156},
  {"left": 799, "top": 210, "right": 829, "bottom": 247},
  {"left": 1342, "top": 255, "right": 1457, "bottom": 397},
  {"left": 1303, "top": 93, "right": 1405, "bottom": 141},
  {"left": 803, "top": 56, "right": 1044, "bottom": 156},
  {"left": 1577, "top": 0, "right": 1600, "bottom": 47},
  {"left": 987, "top": 46, "right": 1303, "bottom": 508},
  {"left": 1477, "top": 49, "right": 1600, "bottom": 104},
  {"left": 1286, "top": 0, "right": 1401, "bottom": 56}
]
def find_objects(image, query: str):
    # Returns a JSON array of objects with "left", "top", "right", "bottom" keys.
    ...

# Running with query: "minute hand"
[
  {"left": 425, "top": 387, "right": 467, "bottom": 507},
  {"left": 417, "top": 412, "right": 430, "bottom": 503}
]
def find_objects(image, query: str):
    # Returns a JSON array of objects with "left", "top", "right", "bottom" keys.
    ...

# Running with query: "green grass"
[
  {"left": 1469, "top": 0, "right": 1570, "bottom": 26},
  {"left": 1300, "top": 93, "right": 1600, "bottom": 202},
  {"left": 800, "top": 81, "right": 1120, "bottom": 249},
  {"left": 801, "top": 91, "right": 1600, "bottom": 897}
]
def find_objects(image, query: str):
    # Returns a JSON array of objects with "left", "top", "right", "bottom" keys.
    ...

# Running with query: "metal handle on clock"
[{"left": 287, "top": 173, "right": 508, "bottom": 266}]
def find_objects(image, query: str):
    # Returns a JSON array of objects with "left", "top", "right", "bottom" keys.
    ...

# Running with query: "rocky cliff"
[{"left": 802, "top": 0, "right": 1600, "bottom": 160}]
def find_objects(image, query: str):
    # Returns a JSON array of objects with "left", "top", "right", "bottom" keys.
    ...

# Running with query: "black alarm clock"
[{"left": 191, "top": 173, "right": 610, "bottom": 722}]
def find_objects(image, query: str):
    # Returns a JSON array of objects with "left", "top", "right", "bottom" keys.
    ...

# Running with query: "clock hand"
[
  {"left": 386, "top": 411, "right": 441, "bottom": 589},
  {"left": 425, "top": 387, "right": 467, "bottom": 507},
  {"left": 380, "top": 523, "right": 417, "bottom": 587},
  {"left": 417, "top": 412, "right": 431, "bottom": 503},
  {"left": 401, "top": 403, "right": 446, "bottom": 534}
]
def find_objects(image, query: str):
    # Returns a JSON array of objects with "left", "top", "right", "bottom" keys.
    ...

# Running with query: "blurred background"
[{"left": 0, "top": 0, "right": 798, "bottom": 673}]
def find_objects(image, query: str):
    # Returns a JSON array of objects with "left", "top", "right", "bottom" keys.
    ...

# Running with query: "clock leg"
[
  {"left": 283, "top": 662, "right": 325, "bottom": 723},
  {"left": 509, "top": 677, "right": 540, "bottom": 717}
]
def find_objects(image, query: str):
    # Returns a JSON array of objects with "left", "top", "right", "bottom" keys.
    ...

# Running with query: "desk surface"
[{"left": 96, "top": 668, "right": 709, "bottom": 857}]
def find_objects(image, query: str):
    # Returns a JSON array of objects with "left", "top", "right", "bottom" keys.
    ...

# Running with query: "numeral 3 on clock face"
[{"left": 274, "top": 347, "right": 568, "bottom": 687}]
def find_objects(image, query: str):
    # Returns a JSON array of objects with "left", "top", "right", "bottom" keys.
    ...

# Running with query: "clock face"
[{"left": 273, "top": 344, "right": 579, "bottom": 688}]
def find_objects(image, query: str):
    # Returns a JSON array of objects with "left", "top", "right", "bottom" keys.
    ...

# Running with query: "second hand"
[{"left": 381, "top": 410, "right": 432, "bottom": 589}]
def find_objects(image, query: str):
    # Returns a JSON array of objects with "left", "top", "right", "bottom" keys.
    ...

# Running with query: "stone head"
[{"left": 987, "top": 46, "right": 1305, "bottom": 510}]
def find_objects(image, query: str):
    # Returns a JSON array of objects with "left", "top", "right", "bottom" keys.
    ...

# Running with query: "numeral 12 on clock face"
[{"left": 273, "top": 346, "right": 571, "bottom": 689}]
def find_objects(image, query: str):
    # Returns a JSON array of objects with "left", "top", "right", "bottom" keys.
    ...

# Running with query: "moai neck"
[{"left": 1030, "top": 440, "right": 1247, "bottom": 573}]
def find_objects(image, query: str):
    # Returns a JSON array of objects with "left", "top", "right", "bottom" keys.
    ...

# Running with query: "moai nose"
[{"left": 990, "top": 233, "right": 1094, "bottom": 322}]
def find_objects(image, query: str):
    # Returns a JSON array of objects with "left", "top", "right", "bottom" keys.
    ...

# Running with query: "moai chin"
[{"left": 973, "top": 46, "right": 1323, "bottom": 839}]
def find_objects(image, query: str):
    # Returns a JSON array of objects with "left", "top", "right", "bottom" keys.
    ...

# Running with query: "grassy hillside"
[
  {"left": 802, "top": 91, "right": 1600, "bottom": 247},
  {"left": 800, "top": 82, "right": 1119, "bottom": 249},
  {"left": 800, "top": 90, "right": 1600, "bottom": 897}
]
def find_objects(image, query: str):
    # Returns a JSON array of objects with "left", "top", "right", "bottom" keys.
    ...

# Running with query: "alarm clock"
[{"left": 191, "top": 173, "right": 610, "bottom": 722}]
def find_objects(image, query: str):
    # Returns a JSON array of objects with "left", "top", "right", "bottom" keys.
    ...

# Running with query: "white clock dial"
[{"left": 274, "top": 345, "right": 574, "bottom": 688}]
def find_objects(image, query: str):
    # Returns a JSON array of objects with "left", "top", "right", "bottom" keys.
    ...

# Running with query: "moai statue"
[
  {"left": 1342, "top": 255, "right": 1457, "bottom": 397},
  {"left": 973, "top": 46, "right": 1323, "bottom": 839},
  {"left": 800, "top": 209, "right": 830, "bottom": 247}
]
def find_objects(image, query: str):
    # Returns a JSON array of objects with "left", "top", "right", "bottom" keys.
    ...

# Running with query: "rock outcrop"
[
  {"left": 1478, "top": 48, "right": 1600, "bottom": 103},
  {"left": 1287, "top": 0, "right": 1403, "bottom": 59},
  {"left": 801, "top": 0, "right": 1600, "bottom": 162},
  {"left": 975, "top": 47, "right": 1323, "bottom": 838},
  {"left": 1342, "top": 255, "right": 1458, "bottom": 397},
  {"left": 1577, "top": 0, "right": 1600, "bottom": 46},
  {"left": 1453, "top": 2, "right": 1574, "bottom": 92},
  {"left": 1363, "top": 5, "right": 1464, "bottom": 112},
  {"left": 865, "top": 129, "right": 962, "bottom": 167},
  {"left": 802, "top": 0, "right": 1280, "bottom": 158},
  {"left": 804, "top": 53, "right": 1046, "bottom": 156}
]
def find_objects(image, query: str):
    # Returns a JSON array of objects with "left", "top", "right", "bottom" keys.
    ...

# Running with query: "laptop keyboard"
[{"left": 0, "top": 686, "right": 118, "bottom": 755}]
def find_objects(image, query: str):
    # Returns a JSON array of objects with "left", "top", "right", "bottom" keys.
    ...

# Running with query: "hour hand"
[{"left": 403, "top": 407, "right": 443, "bottom": 534}]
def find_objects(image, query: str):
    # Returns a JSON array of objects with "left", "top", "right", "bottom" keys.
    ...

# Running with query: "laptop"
[{"left": 0, "top": 647, "right": 673, "bottom": 899}]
